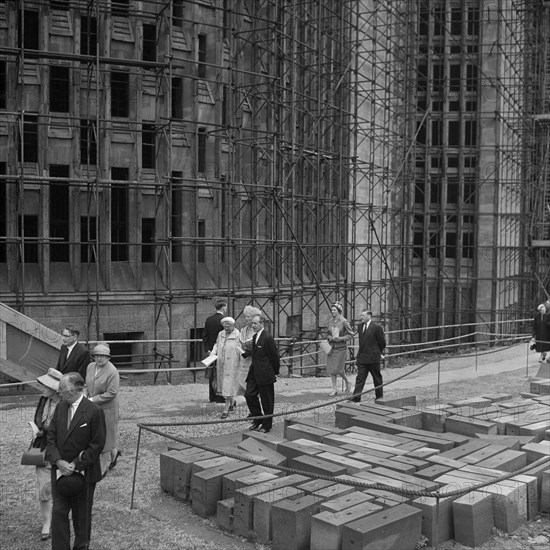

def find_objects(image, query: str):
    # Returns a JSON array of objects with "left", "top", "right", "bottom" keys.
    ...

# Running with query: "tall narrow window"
[
  {"left": 173, "top": 0, "right": 184, "bottom": 27},
  {"left": 0, "top": 163, "right": 6, "bottom": 263},
  {"left": 143, "top": 24, "right": 156, "bottom": 62},
  {"left": 197, "top": 219, "right": 205, "bottom": 263},
  {"left": 142, "top": 124, "right": 155, "bottom": 169},
  {"left": 80, "top": 119, "right": 97, "bottom": 165},
  {"left": 111, "top": 168, "right": 128, "bottom": 261},
  {"left": 450, "top": 7, "right": 462, "bottom": 35},
  {"left": 18, "top": 215, "right": 38, "bottom": 263},
  {"left": 445, "top": 232, "right": 457, "bottom": 259},
  {"left": 171, "top": 172, "right": 183, "bottom": 262},
  {"left": 19, "top": 114, "right": 38, "bottom": 163},
  {"left": 198, "top": 34, "right": 207, "bottom": 78},
  {"left": 0, "top": 61, "right": 6, "bottom": 109},
  {"left": 81, "top": 16, "right": 97, "bottom": 56},
  {"left": 18, "top": 10, "right": 39, "bottom": 50},
  {"left": 198, "top": 128, "right": 206, "bottom": 173},
  {"left": 49, "top": 165, "right": 70, "bottom": 262},
  {"left": 111, "top": 72, "right": 129, "bottom": 117},
  {"left": 141, "top": 218, "right": 155, "bottom": 262},
  {"left": 111, "top": 0, "right": 129, "bottom": 17},
  {"left": 81, "top": 216, "right": 97, "bottom": 263},
  {"left": 465, "top": 120, "right": 477, "bottom": 146},
  {"left": 463, "top": 232, "right": 474, "bottom": 259},
  {"left": 50, "top": 66, "right": 70, "bottom": 113},
  {"left": 172, "top": 77, "right": 183, "bottom": 119}
]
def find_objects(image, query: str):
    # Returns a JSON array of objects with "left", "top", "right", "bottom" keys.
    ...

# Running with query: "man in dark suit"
[
  {"left": 351, "top": 309, "right": 386, "bottom": 402},
  {"left": 244, "top": 313, "right": 280, "bottom": 433},
  {"left": 202, "top": 301, "right": 227, "bottom": 403},
  {"left": 56, "top": 327, "right": 91, "bottom": 378},
  {"left": 46, "top": 372, "right": 106, "bottom": 550}
]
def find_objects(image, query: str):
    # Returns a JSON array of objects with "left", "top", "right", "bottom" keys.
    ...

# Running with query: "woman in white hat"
[
  {"left": 33, "top": 368, "right": 63, "bottom": 540},
  {"left": 84, "top": 342, "right": 120, "bottom": 474},
  {"left": 210, "top": 317, "right": 241, "bottom": 418}
]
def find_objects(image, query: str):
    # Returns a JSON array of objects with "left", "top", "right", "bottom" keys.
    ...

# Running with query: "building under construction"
[{"left": 0, "top": 1, "right": 549, "bottom": 372}]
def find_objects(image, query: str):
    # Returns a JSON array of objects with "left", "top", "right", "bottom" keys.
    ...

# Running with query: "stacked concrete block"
[
  {"left": 452, "top": 491, "right": 495, "bottom": 547},
  {"left": 340, "top": 503, "right": 422, "bottom": 550},
  {"left": 271, "top": 495, "right": 321, "bottom": 550}
]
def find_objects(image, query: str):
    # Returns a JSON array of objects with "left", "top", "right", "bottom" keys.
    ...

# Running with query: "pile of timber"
[{"left": 159, "top": 392, "right": 550, "bottom": 550}]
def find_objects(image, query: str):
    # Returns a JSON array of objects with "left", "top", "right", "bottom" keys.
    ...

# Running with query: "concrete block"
[
  {"left": 389, "top": 455, "right": 428, "bottom": 471},
  {"left": 319, "top": 491, "right": 375, "bottom": 513},
  {"left": 364, "top": 488, "right": 411, "bottom": 506},
  {"left": 241, "top": 430, "right": 284, "bottom": 450},
  {"left": 369, "top": 467, "right": 441, "bottom": 492},
  {"left": 476, "top": 449, "right": 527, "bottom": 472},
  {"left": 421, "top": 410, "right": 448, "bottom": 433},
  {"left": 481, "top": 482, "right": 526, "bottom": 533},
  {"left": 233, "top": 470, "right": 282, "bottom": 492},
  {"left": 448, "top": 397, "right": 493, "bottom": 409},
  {"left": 387, "top": 410, "right": 423, "bottom": 429},
  {"left": 415, "top": 464, "right": 454, "bottom": 481},
  {"left": 310, "top": 483, "right": 355, "bottom": 502},
  {"left": 452, "top": 490, "right": 494, "bottom": 547},
  {"left": 474, "top": 434, "right": 536, "bottom": 450},
  {"left": 394, "top": 440, "right": 426, "bottom": 452},
  {"left": 284, "top": 416, "right": 345, "bottom": 435},
  {"left": 172, "top": 450, "right": 217, "bottom": 501},
  {"left": 316, "top": 452, "right": 372, "bottom": 474},
  {"left": 271, "top": 494, "right": 321, "bottom": 550},
  {"left": 405, "top": 446, "right": 440, "bottom": 459},
  {"left": 237, "top": 436, "right": 287, "bottom": 466},
  {"left": 511, "top": 474, "right": 539, "bottom": 520},
  {"left": 233, "top": 474, "right": 309, "bottom": 538},
  {"left": 285, "top": 423, "right": 329, "bottom": 442},
  {"left": 296, "top": 479, "right": 336, "bottom": 494},
  {"left": 519, "top": 419, "right": 550, "bottom": 440},
  {"left": 438, "top": 438, "right": 489, "bottom": 460},
  {"left": 289, "top": 454, "right": 348, "bottom": 476},
  {"left": 427, "top": 455, "right": 467, "bottom": 469},
  {"left": 216, "top": 497, "right": 234, "bottom": 531},
  {"left": 166, "top": 442, "right": 191, "bottom": 452},
  {"left": 375, "top": 395, "right": 416, "bottom": 408},
  {"left": 277, "top": 439, "right": 323, "bottom": 460},
  {"left": 310, "top": 502, "right": 381, "bottom": 550},
  {"left": 461, "top": 444, "right": 508, "bottom": 465},
  {"left": 482, "top": 393, "right": 514, "bottom": 403},
  {"left": 446, "top": 415, "right": 497, "bottom": 436},
  {"left": 345, "top": 426, "right": 410, "bottom": 444},
  {"left": 221, "top": 465, "right": 279, "bottom": 500},
  {"left": 395, "top": 431, "right": 455, "bottom": 452},
  {"left": 253, "top": 486, "right": 305, "bottom": 542},
  {"left": 341, "top": 503, "right": 422, "bottom": 550},
  {"left": 292, "top": 438, "right": 350, "bottom": 456},
  {"left": 190, "top": 460, "right": 248, "bottom": 517},
  {"left": 159, "top": 449, "right": 184, "bottom": 493},
  {"left": 521, "top": 440, "right": 550, "bottom": 463},
  {"left": 413, "top": 495, "right": 454, "bottom": 546}
]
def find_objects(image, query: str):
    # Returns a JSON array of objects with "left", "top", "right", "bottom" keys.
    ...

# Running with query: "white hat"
[
  {"left": 37, "top": 368, "right": 63, "bottom": 392},
  {"left": 221, "top": 316, "right": 236, "bottom": 325},
  {"left": 92, "top": 342, "right": 111, "bottom": 357}
]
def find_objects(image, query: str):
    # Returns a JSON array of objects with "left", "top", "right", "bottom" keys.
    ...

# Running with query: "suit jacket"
[
  {"left": 203, "top": 312, "right": 224, "bottom": 353},
  {"left": 46, "top": 396, "right": 106, "bottom": 484},
  {"left": 356, "top": 321, "right": 386, "bottom": 364},
  {"left": 56, "top": 342, "right": 92, "bottom": 378},
  {"left": 245, "top": 330, "right": 280, "bottom": 385}
]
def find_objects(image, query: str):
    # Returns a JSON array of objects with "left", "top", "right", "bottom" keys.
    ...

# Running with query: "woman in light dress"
[
  {"left": 326, "top": 301, "right": 354, "bottom": 396},
  {"left": 84, "top": 342, "right": 120, "bottom": 474},
  {"left": 32, "top": 368, "right": 63, "bottom": 540},
  {"left": 211, "top": 317, "right": 242, "bottom": 418}
]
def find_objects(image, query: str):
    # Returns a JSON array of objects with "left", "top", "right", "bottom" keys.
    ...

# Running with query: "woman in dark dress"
[{"left": 533, "top": 303, "right": 550, "bottom": 362}]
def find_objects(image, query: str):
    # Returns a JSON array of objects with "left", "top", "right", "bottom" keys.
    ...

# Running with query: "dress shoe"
[
  {"left": 109, "top": 450, "right": 122, "bottom": 470},
  {"left": 40, "top": 532, "right": 50, "bottom": 541},
  {"left": 256, "top": 427, "right": 270, "bottom": 433},
  {"left": 328, "top": 390, "right": 338, "bottom": 397},
  {"left": 220, "top": 412, "right": 229, "bottom": 419},
  {"left": 249, "top": 423, "right": 260, "bottom": 431}
]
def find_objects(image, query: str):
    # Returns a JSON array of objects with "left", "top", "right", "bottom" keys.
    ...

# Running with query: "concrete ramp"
[{"left": 0, "top": 303, "right": 62, "bottom": 383}]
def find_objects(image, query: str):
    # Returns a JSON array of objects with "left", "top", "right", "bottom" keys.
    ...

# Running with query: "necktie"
[{"left": 67, "top": 405, "right": 74, "bottom": 429}]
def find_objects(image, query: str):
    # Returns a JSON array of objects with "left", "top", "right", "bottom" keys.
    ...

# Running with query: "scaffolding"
[{"left": 0, "top": 1, "right": 548, "bottom": 374}]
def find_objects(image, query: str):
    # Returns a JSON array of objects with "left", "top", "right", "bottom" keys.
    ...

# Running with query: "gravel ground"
[{"left": 1, "top": 347, "right": 549, "bottom": 549}]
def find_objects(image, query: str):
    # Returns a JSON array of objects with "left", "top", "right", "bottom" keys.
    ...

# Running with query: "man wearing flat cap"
[
  {"left": 46, "top": 372, "right": 106, "bottom": 550},
  {"left": 55, "top": 326, "right": 91, "bottom": 378}
]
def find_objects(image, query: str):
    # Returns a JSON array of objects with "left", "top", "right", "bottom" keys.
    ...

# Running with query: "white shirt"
[
  {"left": 69, "top": 394, "right": 84, "bottom": 423},
  {"left": 253, "top": 328, "right": 264, "bottom": 343},
  {"left": 66, "top": 341, "right": 77, "bottom": 358}
]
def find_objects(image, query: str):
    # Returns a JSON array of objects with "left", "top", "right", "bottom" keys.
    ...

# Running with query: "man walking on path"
[
  {"left": 56, "top": 327, "right": 91, "bottom": 378},
  {"left": 202, "top": 300, "right": 227, "bottom": 403},
  {"left": 351, "top": 310, "right": 386, "bottom": 402},
  {"left": 243, "top": 313, "right": 280, "bottom": 433}
]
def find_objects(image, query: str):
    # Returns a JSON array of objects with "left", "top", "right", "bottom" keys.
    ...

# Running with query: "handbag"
[
  {"left": 204, "top": 365, "right": 216, "bottom": 380},
  {"left": 21, "top": 447, "right": 46, "bottom": 467}
]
